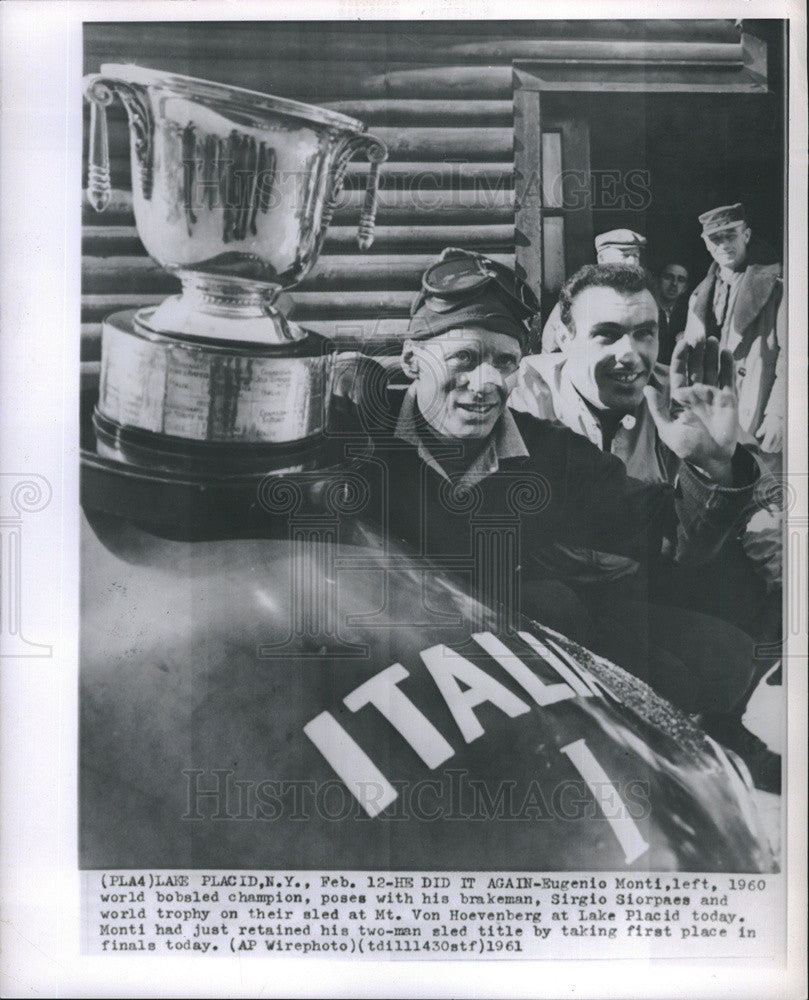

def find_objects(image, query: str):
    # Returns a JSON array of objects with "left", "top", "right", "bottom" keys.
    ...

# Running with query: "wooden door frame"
[
  {"left": 512, "top": 32, "right": 769, "bottom": 325},
  {"left": 538, "top": 108, "right": 592, "bottom": 290}
]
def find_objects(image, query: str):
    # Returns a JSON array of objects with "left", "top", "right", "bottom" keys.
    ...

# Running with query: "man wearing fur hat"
[{"left": 683, "top": 203, "right": 784, "bottom": 455}]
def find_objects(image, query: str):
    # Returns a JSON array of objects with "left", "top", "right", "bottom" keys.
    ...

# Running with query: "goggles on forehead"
[{"left": 415, "top": 248, "right": 540, "bottom": 319}]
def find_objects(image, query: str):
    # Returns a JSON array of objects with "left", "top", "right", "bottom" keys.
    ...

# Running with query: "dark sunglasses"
[{"left": 417, "top": 248, "right": 540, "bottom": 319}]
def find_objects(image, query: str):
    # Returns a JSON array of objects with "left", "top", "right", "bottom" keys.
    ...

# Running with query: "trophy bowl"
[
  {"left": 85, "top": 63, "right": 387, "bottom": 343},
  {"left": 83, "top": 65, "right": 387, "bottom": 470}
]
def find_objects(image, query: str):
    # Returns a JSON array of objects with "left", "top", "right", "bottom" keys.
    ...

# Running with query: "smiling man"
[
  {"left": 334, "top": 249, "right": 765, "bottom": 722},
  {"left": 512, "top": 265, "right": 670, "bottom": 470},
  {"left": 559, "top": 265, "right": 660, "bottom": 415},
  {"left": 402, "top": 329, "right": 521, "bottom": 440},
  {"left": 395, "top": 253, "right": 530, "bottom": 482},
  {"left": 540, "top": 229, "right": 646, "bottom": 353},
  {"left": 510, "top": 262, "right": 779, "bottom": 789},
  {"left": 511, "top": 265, "right": 681, "bottom": 585}
]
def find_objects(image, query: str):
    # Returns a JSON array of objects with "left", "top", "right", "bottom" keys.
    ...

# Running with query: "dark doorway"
[{"left": 537, "top": 89, "right": 783, "bottom": 310}]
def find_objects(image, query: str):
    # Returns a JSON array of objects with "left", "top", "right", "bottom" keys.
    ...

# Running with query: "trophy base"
[
  {"left": 80, "top": 366, "right": 342, "bottom": 542},
  {"left": 92, "top": 409, "right": 323, "bottom": 476},
  {"left": 138, "top": 272, "right": 306, "bottom": 345},
  {"left": 94, "top": 309, "right": 334, "bottom": 461}
]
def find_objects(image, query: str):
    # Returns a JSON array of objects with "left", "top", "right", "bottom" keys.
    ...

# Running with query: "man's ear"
[
  {"left": 401, "top": 338, "right": 421, "bottom": 379},
  {"left": 742, "top": 227, "right": 752, "bottom": 245},
  {"left": 557, "top": 321, "right": 575, "bottom": 352}
]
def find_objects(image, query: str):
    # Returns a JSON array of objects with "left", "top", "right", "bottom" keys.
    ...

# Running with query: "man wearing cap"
[
  {"left": 332, "top": 249, "right": 764, "bottom": 720},
  {"left": 683, "top": 203, "right": 784, "bottom": 454},
  {"left": 540, "top": 229, "right": 646, "bottom": 352}
]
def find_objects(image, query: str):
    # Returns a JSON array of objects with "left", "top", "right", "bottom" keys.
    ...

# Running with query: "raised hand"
[{"left": 643, "top": 336, "right": 739, "bottom": 484}]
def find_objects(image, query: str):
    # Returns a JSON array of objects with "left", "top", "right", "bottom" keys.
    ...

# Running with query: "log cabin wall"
[{"left": 81, "top": 19, "right": 744, "bottom": 361}]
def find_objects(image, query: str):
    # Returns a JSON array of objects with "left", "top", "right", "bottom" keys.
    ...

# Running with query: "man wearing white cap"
[
  {"left": 539, "top": 229, "right": 646, "bottom": 353},
  {"left": 683, "top": 203, "right": 784, "bottom": 454}
]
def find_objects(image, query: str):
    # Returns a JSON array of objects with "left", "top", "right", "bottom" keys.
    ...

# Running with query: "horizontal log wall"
[{"left": 82, "top": 20, "right": 743, "bottom": 356}]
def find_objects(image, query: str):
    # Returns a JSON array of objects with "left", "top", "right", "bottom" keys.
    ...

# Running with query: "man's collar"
[
  {"left": 494, "top": 403, "right": 531, "bottom": 461},
  {"left": 551, "top": 356, "right": 663, "bottom": 444},
  {"left": 698, "top": 260, "right": 782, "bottom": 333},
  {"left": 717, "top": 263, "right": 745, "bottom": 283},
  {"left": 393, "top": 386, "right": 423, "bottom": 449}
]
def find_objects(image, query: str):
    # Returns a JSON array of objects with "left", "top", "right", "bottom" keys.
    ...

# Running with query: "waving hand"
[{"left": 643, "top": 336, "right": 739, "bottom": 484}]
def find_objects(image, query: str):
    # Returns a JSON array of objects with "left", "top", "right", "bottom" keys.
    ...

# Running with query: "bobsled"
[{"left": 79, "top": 384, "right": 776, "bottom": 874}]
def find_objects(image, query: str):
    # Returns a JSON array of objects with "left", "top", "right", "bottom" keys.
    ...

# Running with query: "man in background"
[
  {"left": 540, "top": 229, "right": 646, "bottom": 352},
  {"left": 655, "top": 260, "right": 690, "bottom": 364},
  {"left": 683, "top": 203, "right": 784, "bottom": 455}
]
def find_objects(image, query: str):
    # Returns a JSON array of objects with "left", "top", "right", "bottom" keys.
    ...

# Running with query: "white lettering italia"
[
  {"left": 304, "top": 631, "right": 638, "bottom": 861},
  {"left": 303, "top": 712, "right": 397, "bottom": 818},
  {"left": 419, "top": 643, "right": 531, "bottom": 743},
  {"left": 343, "top": 663, "right": 455, "bottom": 769},
  {"left": 473, "top": 631, "right": 577, "bottom": 706}
]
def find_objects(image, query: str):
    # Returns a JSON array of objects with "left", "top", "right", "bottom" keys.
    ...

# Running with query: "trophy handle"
[
  {"left": 83, "top": 74, "right": 154, "bottom": 211},
  {"left": 319, "top": 133, "right": 388, "bottom": 250},
  {"left": 355, "top": 136, "right": 387, "bottom": 251}
]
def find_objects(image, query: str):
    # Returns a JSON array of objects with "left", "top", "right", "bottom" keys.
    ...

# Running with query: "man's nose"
[
  {"left": 464, "top": 362, "right": 504, "bottom": 392},
  {"left": 614, "top": 334, "right": 639, "bottom": 361}
]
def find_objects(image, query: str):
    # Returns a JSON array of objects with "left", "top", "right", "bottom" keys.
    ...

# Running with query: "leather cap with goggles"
[{"left": 408, "top": 248, "right": 539, "bottom": 351}]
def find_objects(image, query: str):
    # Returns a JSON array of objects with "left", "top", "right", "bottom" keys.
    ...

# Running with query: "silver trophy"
[{"left": 84, "top": 64, "right": 387, "bottom": 465}]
